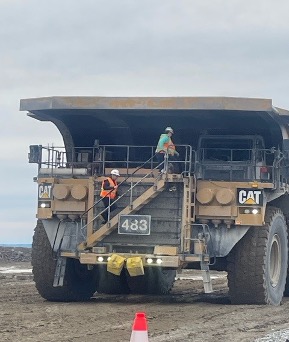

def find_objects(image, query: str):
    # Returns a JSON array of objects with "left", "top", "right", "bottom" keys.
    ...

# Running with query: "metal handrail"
[{"left": 36, "top": 144, "right": 193, "bottom": 177}]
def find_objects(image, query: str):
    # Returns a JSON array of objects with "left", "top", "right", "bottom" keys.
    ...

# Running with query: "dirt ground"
[{"left": 1, "top": 256, "right": 289, "bottom": 341}]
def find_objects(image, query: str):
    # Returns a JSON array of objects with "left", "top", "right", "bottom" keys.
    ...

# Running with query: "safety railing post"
[
  {"left": 188, "top": 146, "right": 192, "bottom": 175},
  {"left": 126, "top": 146, "right": 130, "bottom": 175},
  {"left": 71, "top": 146, "right": 74, "bottom": 176},
  {"left": 130, "top": 176, "right": 133, "bottom": 208},
  {"left": 151, "top": 147, "right": 154, "bottom": 171},
  {"left": 163, "top": 152, "right": 169, "bottom": 173},
  {"left": 107, "top": 197, "right": 111, "bottom": 223},
  {"left": 47, "top": 144, "right": 51, "bottom": 169},
  {"left": 103, "top": 146, "right": 106, "bottom": 175}
]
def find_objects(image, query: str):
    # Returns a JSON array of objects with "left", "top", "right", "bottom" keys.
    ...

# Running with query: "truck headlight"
[
  {"left": 240, "top": 207, "right": 260, "bottom": 215},
  {"left": 38, "top": 201, "right": 51, "bottom": 208}
]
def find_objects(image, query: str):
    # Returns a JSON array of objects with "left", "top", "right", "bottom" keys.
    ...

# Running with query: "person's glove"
[{"left": 174, "top": 151, "right": 180, "bottom": 157}]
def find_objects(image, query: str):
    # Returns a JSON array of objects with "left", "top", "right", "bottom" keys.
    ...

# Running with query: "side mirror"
[{"left": 28, "top": 145, "right": 42, "bottom": 163}]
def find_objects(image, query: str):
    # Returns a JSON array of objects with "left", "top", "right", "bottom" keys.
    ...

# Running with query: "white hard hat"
[
  {"left": 111, "top": 169, "right": 120, "bottom": 176},
  {"left": 165, "top": 127, "right": 174, "bottom": 134}
]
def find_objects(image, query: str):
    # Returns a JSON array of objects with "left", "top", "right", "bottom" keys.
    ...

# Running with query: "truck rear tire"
[
  {"left": 284, "top": 257, "right": 289, "bottom": 296},
  {"left": 96, "top": 266, "right": 130, "bottom": 294},
  {"left": 284, "top": 276, "right": 289, "bottom": 296},
  {"left": 227, "top": 207, "right": 288, "bottom": 305},
  {"left": 32, "top": 220, "right": 98, "bottom": 302},
  {"left": 126, "top": 273, "right": 148, "bottom": 294},
  {"left": 147, "top": 268, "right": 176, "bottom": 294},
  {"left": 127, "top": 267, "right": 176, "bottom": 295},
  {"left": 283, "top": 217, "right": 289, "bottom": 297}
]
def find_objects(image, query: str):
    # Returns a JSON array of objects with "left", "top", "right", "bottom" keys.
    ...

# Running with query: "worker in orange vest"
[
  {"left": 155, "top": 127, "right": 179, "bottom": 173},
  {"left": 100, "top": 169, "right": 120, "bottom": 224}
]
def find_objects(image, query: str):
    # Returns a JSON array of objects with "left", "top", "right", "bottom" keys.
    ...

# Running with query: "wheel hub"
[{"left": 269, "top": 234, "right": 282, "bottom": 288}]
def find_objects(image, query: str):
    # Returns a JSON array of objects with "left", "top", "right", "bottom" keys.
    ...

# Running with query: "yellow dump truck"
[{"left": 21, "top": 96, "right": 289, "bottom": 305}]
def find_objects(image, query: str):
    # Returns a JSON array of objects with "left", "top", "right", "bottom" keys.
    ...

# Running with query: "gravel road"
[{"left": 1, "top": 247, "right": 289, "bottom": 342}]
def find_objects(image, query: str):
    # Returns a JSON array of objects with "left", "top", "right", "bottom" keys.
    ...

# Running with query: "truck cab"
[{"left": 196, "top": 135, "right": 269, "bottom": 181}]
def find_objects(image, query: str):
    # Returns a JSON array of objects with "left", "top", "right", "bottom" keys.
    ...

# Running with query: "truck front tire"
[{"left": 227, "top": 207, "right": 288, "bottom": 305}]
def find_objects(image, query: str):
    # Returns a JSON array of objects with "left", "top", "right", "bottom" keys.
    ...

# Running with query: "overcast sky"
[{"left": 1, "top": 0, "right": 289, "bottom": 243}]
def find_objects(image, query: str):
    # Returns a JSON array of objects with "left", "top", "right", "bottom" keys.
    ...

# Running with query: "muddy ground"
[{"left": 1, "top": 248, "right": 289, "bottom": 342}]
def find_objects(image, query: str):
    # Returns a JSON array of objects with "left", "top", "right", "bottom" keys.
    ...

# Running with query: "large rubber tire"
[
  {"left": 227, "top": 207, "right": 288, "bottom": 305},
  {"left": 284, "top": 273, "right": 289, "bottom": 296},
  {"left": 126, "top": 273, "right": 148, "bottom": 294},
  {"left": 96, "top": 265, "right": 130, "bottom": 294},
  {"left": 127, "top": 267, "right": 176, "bottom": 295},
  {"left": 32, "top": 220, "right": 98, "bottom": 302},
  {"left": 283, "top": 217, "right": 289, "bottom": 296}
]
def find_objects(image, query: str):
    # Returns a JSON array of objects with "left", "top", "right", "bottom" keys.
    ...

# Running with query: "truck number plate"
[{"left": 118, "top": 215, "right": 151, "bottom": 235}]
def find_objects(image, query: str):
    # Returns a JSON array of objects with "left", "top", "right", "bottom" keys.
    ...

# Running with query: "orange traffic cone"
[{"left": 129, "top": 312, "right": 149, "bottom": 342}]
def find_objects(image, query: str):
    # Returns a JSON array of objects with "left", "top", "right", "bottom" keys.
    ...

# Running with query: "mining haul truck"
[{"left": 20, "top": 96, "right": 289, "bottom": 305}]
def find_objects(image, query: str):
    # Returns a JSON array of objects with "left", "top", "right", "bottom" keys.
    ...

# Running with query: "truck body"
[{"left": 21, "top": 96, "right": 289, "bottom": 304}]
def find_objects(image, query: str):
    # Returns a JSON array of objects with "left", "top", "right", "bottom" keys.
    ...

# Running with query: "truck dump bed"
[{"left": 20, "top": 96, "right": 289, "bottom": 153}]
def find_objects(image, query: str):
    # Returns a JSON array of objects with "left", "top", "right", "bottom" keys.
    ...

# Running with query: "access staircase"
[{"left": 83, "top": 177, "right": 167, "bottom": 248}]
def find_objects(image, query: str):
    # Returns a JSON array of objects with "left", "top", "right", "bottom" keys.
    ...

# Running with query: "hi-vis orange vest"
[{"left": 100, "top": 177, "right": 118, "bottom": 199}]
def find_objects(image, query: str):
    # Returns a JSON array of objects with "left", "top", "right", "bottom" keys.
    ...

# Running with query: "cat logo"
[
  {"left": 237, "top": 188, "right": 263, "bottom": 206},
  {"left": 38, "top": 183, "right": 52, "bottom": 199}
]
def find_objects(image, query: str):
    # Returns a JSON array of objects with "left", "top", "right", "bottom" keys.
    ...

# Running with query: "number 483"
[{"left": 121, "top": 219, "right": 148, "bottom": 231}]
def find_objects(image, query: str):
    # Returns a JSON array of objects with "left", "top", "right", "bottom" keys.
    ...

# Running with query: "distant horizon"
[{"left": 0, "top": 243, "right": 32, "bottom": 248}]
